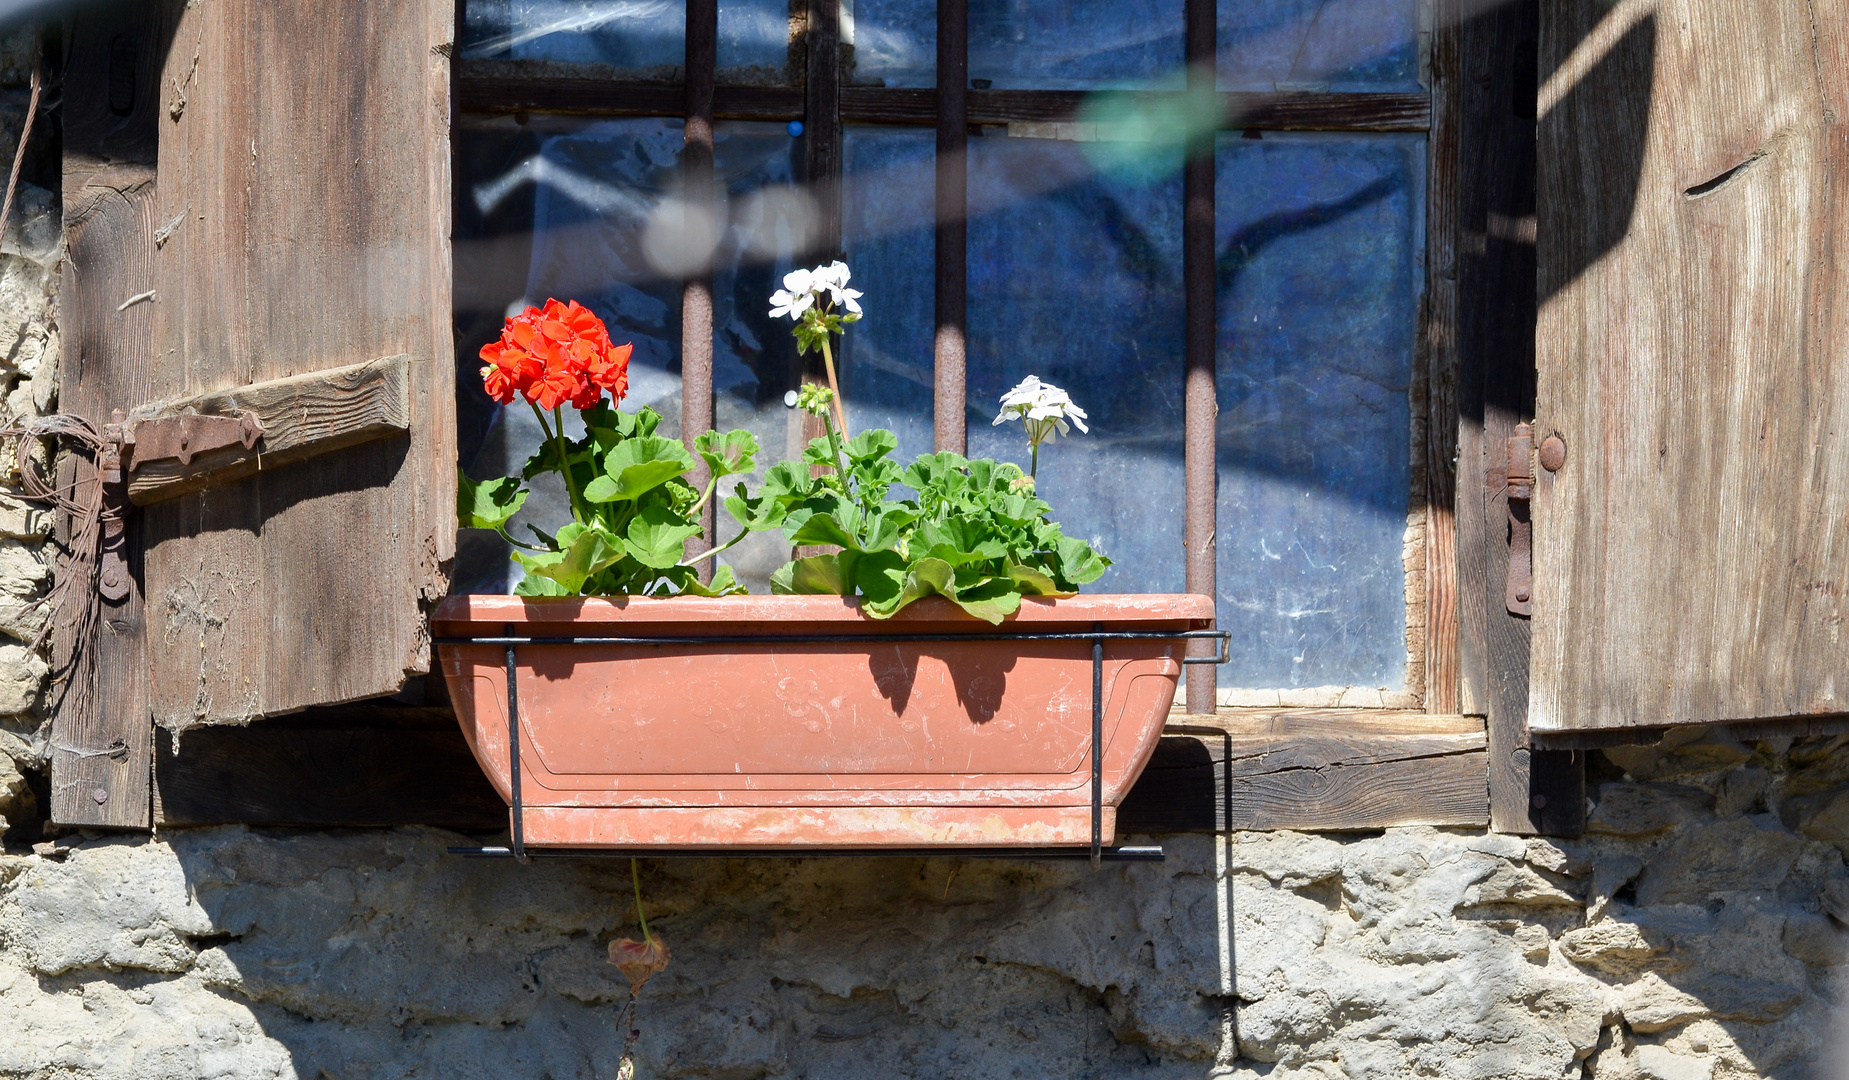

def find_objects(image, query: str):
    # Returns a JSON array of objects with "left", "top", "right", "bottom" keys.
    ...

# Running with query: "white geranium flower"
[
  {"left": 994, "top": 375, "right": 1088, "bottom": 477},
  {"left": 782, "top": 267, "right": 815, "bottom": 295},
  {"left": 769, "top": 287, "right": 814, "bottom": 320}
]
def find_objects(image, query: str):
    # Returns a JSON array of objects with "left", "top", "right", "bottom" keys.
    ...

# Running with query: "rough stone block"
[
  {"left": 1560, "top": 920, "right": 1673, "bottom": 975},
  {"left": 1618, "top": 973, "right": 1710, "bottom": 1033},
  {"left": 1634, "top": 1044, "right": 1714, "bottom": 1080},
  {"left": 1588, "top": 782, "right": 1714, "bottom": 836},
  {"left": 1634, "top": 816, "right": 1805, "bottom": 906},
  {"left": 1713, "top": 766, "right": 1770, "bottom": 818},
  {"left": 1780, "top": 911, "right": 1848, "bottom": 967}
]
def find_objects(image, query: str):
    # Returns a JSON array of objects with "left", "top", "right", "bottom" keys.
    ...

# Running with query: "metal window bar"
[{"left": 442, "top": 625, "right": 1229, "bottom": 864}]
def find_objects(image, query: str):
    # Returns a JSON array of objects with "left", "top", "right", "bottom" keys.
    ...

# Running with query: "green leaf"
[
  {"left": 676, "top": 563, "right": 746, "bottom": 597},
  {"left": 516, "top": 522, "right": 624, "bottom": 593},
  {"left": 1006, "top": 559, "right": 1070, "bottom": 597},
  {"left": 695, "top": 428, "right": 759, "bottom": 481},
  {"left": 850, "top": 549, "right": 908, "bottom": 609},
  {"left": 863, "top": 557, "right": 955, "bottom": 619},
  {"left": 458, "top": 470, "right": 528, "bottom": 530},
  {"left": 843, "top": 429, "right": 899, "bottom": 466},
  {"left": 786, "top": 511, "right": 860, "bottom": 552},
  {"left": 585, "top": 436, "right": 693, "bottom": 503},
  {"left": 947, "top": 576, "right": 1023, "bottom": 624},
  {"left": 771, "top": 552, "right": 859, "bottom": 595},
  {"left": 622, "top": 503, "right": 702, "bottom": 569},
  {"left": 513, "top": 572, "right": 571, "bottom": 597},
  {"left": 1056, "top": 535, "right": 1110, "bottom": 586}
]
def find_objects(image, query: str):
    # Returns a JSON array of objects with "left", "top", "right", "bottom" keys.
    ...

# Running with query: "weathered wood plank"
[
  {"left": 51, "top": 1, "right": 169, "bottom": 827},
  {"left": 1453, "top": 0, "right": 1584, "bottom": 835},
  {"left": 1533, "top": 1, "right": 1849, "bottom": 734},
  {"left": 153, "top": 706, "right": 505, "bottom": 828},
  {"left": 124, "top": 355, "right": 411, "bottom": 505},
  {"left": 143, "top": 0, "right": 454, "bottom": 730},
  {"left": 1119, "top": 712, "right": 1489, "bottom": 833},
  {"left": 1422, "top": 0, "right": 1461, "bottom": 715}
]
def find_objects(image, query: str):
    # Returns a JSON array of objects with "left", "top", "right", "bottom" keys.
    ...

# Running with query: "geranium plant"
[
  {"left": 743, "top": 267, "right": 1111, "bottom": 623},
  {"left": 456, "top": 276, "right": 1109, "bottom": 619},
  {"left": 457, "top": 299, "right": 763, "bottom": 597}
]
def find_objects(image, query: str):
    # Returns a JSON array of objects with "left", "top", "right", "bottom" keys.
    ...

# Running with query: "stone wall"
[
  {"left": 0, "top": 728, "right": 1843, "bottom": 1079},
  {"left": 0, "top": 20, "right": 62, "bottom": 846},
  {"left": 3, "top": 21, "right": 1848, "bottom": 1080}
]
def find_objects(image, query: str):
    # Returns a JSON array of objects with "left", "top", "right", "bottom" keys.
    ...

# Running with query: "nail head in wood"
[
  {"left": 1538, "top": 434, "right": 1567, "bottom": 472},
  {"left": 91, "top": 787, "right": 108, "bottom": 805}
]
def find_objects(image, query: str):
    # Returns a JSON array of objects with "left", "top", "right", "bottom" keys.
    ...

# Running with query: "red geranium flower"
[{"left": 478, "top": 299, "right": 631, "bottom": 411}]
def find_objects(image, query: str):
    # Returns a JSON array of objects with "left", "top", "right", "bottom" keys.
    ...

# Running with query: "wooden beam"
[
  {"left": 152, "top": 705, "right": 506, "bottom": 828},
  {"left": 1423, "top": 0, "right": 1461, "bottom": 714},
  {"left": 1456, "top": 0, "right": 1582, "bottom": 834},
  {"left": 456, "top": 71, "right": 1433, "bottom": 132},
  {"left": 1119, "top": 711, "right": 1489, "bottom": 833},
  {"left": 123, "top": 354, "right": 413, "bottom": 505},
  {"left": 53, "top": 1, "right": 166, "bottom": 828}
]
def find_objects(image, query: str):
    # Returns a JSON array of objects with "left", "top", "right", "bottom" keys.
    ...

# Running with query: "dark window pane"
[
  {"left": 1218, "top": 0, "right": 1420, "bottom": 92},
  {"left": 460, "top": 0, "right": 790, "bottom": 82},
  {"left": 452, "top": 116, "right": 808, "bottom": 594},
  {"left": 1214, "top": 131, "right": 1423, "bottom": 689},
  {"left": 970, "top": 0, "right": 1185, "bottom": 90},
  {"left": 965, "top": 133, "right": 1186, "bottom": 597},
  {"left": 849, "top": 0, "right": 936, "bottom": 87},
  {"left": 840, "top": 127, "right": 937, "bottom": 465}
]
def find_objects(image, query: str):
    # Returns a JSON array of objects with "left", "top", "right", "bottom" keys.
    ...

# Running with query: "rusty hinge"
[
  {"left": 119, "top": 407, "right": 263, "bottom": 469},
  {"left": 93, "top": 408, "right": 264, "bottom": 601},
  {"left": 1504, "top": 422, "right": 1534, "bottom": 616}
]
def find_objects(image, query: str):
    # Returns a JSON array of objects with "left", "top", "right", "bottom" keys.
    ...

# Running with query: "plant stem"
[
  {"left": 818, "top": 398, "right": 850, "bottom": 484},
  {"left": 679, "top": 526, "right": 748, "bottom": 567},
  {"left": 631, "top": 857, "right": 652, "bottom": 944},
  {"left": 533, "top": 402, "right": 586, "bottom": 525},
  {"left": 1030, "top": 440, "right": 1039, "bottom": 480},
  {"left": 819, "top": 335, "right": 850, "bottom": 437},
  {"left": 690, "top": 475, "right": 718, "bottom": 516}
]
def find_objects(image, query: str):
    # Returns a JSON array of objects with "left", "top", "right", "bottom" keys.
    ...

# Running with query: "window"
[{"left": 451, "top": 0, "right": 1450, "bottom": 713}]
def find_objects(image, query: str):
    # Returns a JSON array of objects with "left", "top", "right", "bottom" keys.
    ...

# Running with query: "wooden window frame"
[{"left": 453, "top": 0, "right": 1459, "bottom": 715}]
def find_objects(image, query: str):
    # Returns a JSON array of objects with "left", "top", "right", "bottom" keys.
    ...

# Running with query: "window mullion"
[
  {"left": 683, "top": 0, "right": 718, "bottom": 572},
  {"left": 1183, "top": 0, "right": 1218, "bottom": 713},
  {"left": 933, "top": 0, "right": 968, "bottom": 453}
]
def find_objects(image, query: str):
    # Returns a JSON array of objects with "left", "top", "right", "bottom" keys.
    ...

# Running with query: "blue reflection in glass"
[
  {"left": 840, "top": 127, "right": 938, "bottom": 467},
  {"left": 971, "top": 0, "right": 1185, "bottom": 89},
  {"left": 964, "top": 134, "right": 1186, "bottom": 597},
  {"left": 849, "top": 0, "right": 937, "bottom": 87},
  {"left": 461, "top": 0, "right": 790, "bottom": 80},
  {"left": 1218, "top": 0, "right": 1420, "bottom": 92},
  {"left": 456, "top": 117, "right": 807, "bottom": 592},
  {"left": 1214, "top": 132, "right": 1423, "bottom": 689}
]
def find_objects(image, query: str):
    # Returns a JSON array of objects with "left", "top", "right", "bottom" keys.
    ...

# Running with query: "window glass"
[
  {"left": 1218, "top": 0, "right": 1421, "bottom": 92},
  {"left": 460, "top": 0, "right": 791, "bottom": 82},
  {"left": 964, "top": 133, "right": 1187, "bottom": 597},
  {"left": 452, "top": 116, "right": 807, "bottom": 594},
  {"left": 1214, "top": 131, "right": 1423, "bottom": 689},
  {"left": 847, "top": 0, "right": 936, "bottom": 87},
  {"left": 839, "top": 127, "right": 938, "bottom": 468},
  {"left": 969, "top": 0, "right": 1185, "bottom": 90},
  {"left": 863, "top": 0, "right": 1198, "bottom": 90}
]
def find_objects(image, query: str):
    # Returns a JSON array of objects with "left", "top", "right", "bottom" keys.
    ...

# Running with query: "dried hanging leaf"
[{"left": 608, "top": 934, "right": 671, "bottom": 992}]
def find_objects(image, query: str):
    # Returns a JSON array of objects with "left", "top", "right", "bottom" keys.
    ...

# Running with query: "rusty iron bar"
[
  {"left": 933, "top": 0, "right": 968, "bottom": 453},
  {"left": 682, "top": 0, "right": 718, "bottom": 578},
  {"left": 1504, "top": 421, "right": 1534, "bottom": 616},
  {"left": 1183, "top": 0, "right": 1219, "bottom": 714},
  {"left": 505, "top": 635, "right": 526, "bottom": 860},
  {"left": 1091, "top": 624, "right": 1104, "bottom": 867}
]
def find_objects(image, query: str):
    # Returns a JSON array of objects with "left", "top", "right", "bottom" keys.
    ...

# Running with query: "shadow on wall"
[{"left": 5, "top": 732, "right": 1849, "bottom": 1077}]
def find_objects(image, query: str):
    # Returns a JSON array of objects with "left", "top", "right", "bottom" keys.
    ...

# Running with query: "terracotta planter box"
[{"left": 434, "top": 593, "right": 1214, "bottom": 850}]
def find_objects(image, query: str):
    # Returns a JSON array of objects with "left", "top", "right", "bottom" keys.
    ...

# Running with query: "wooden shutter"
[
  {"left": 57, "top": 0, "right": 453, "bottom": 822},
  {"left": 1532, "top": 0, "right": 1849, "bottom": 735}
]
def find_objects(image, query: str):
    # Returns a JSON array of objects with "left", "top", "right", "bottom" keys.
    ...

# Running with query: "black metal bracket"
[{"left": 439, "top": 625, "right": 1230, "bottom": 865}]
